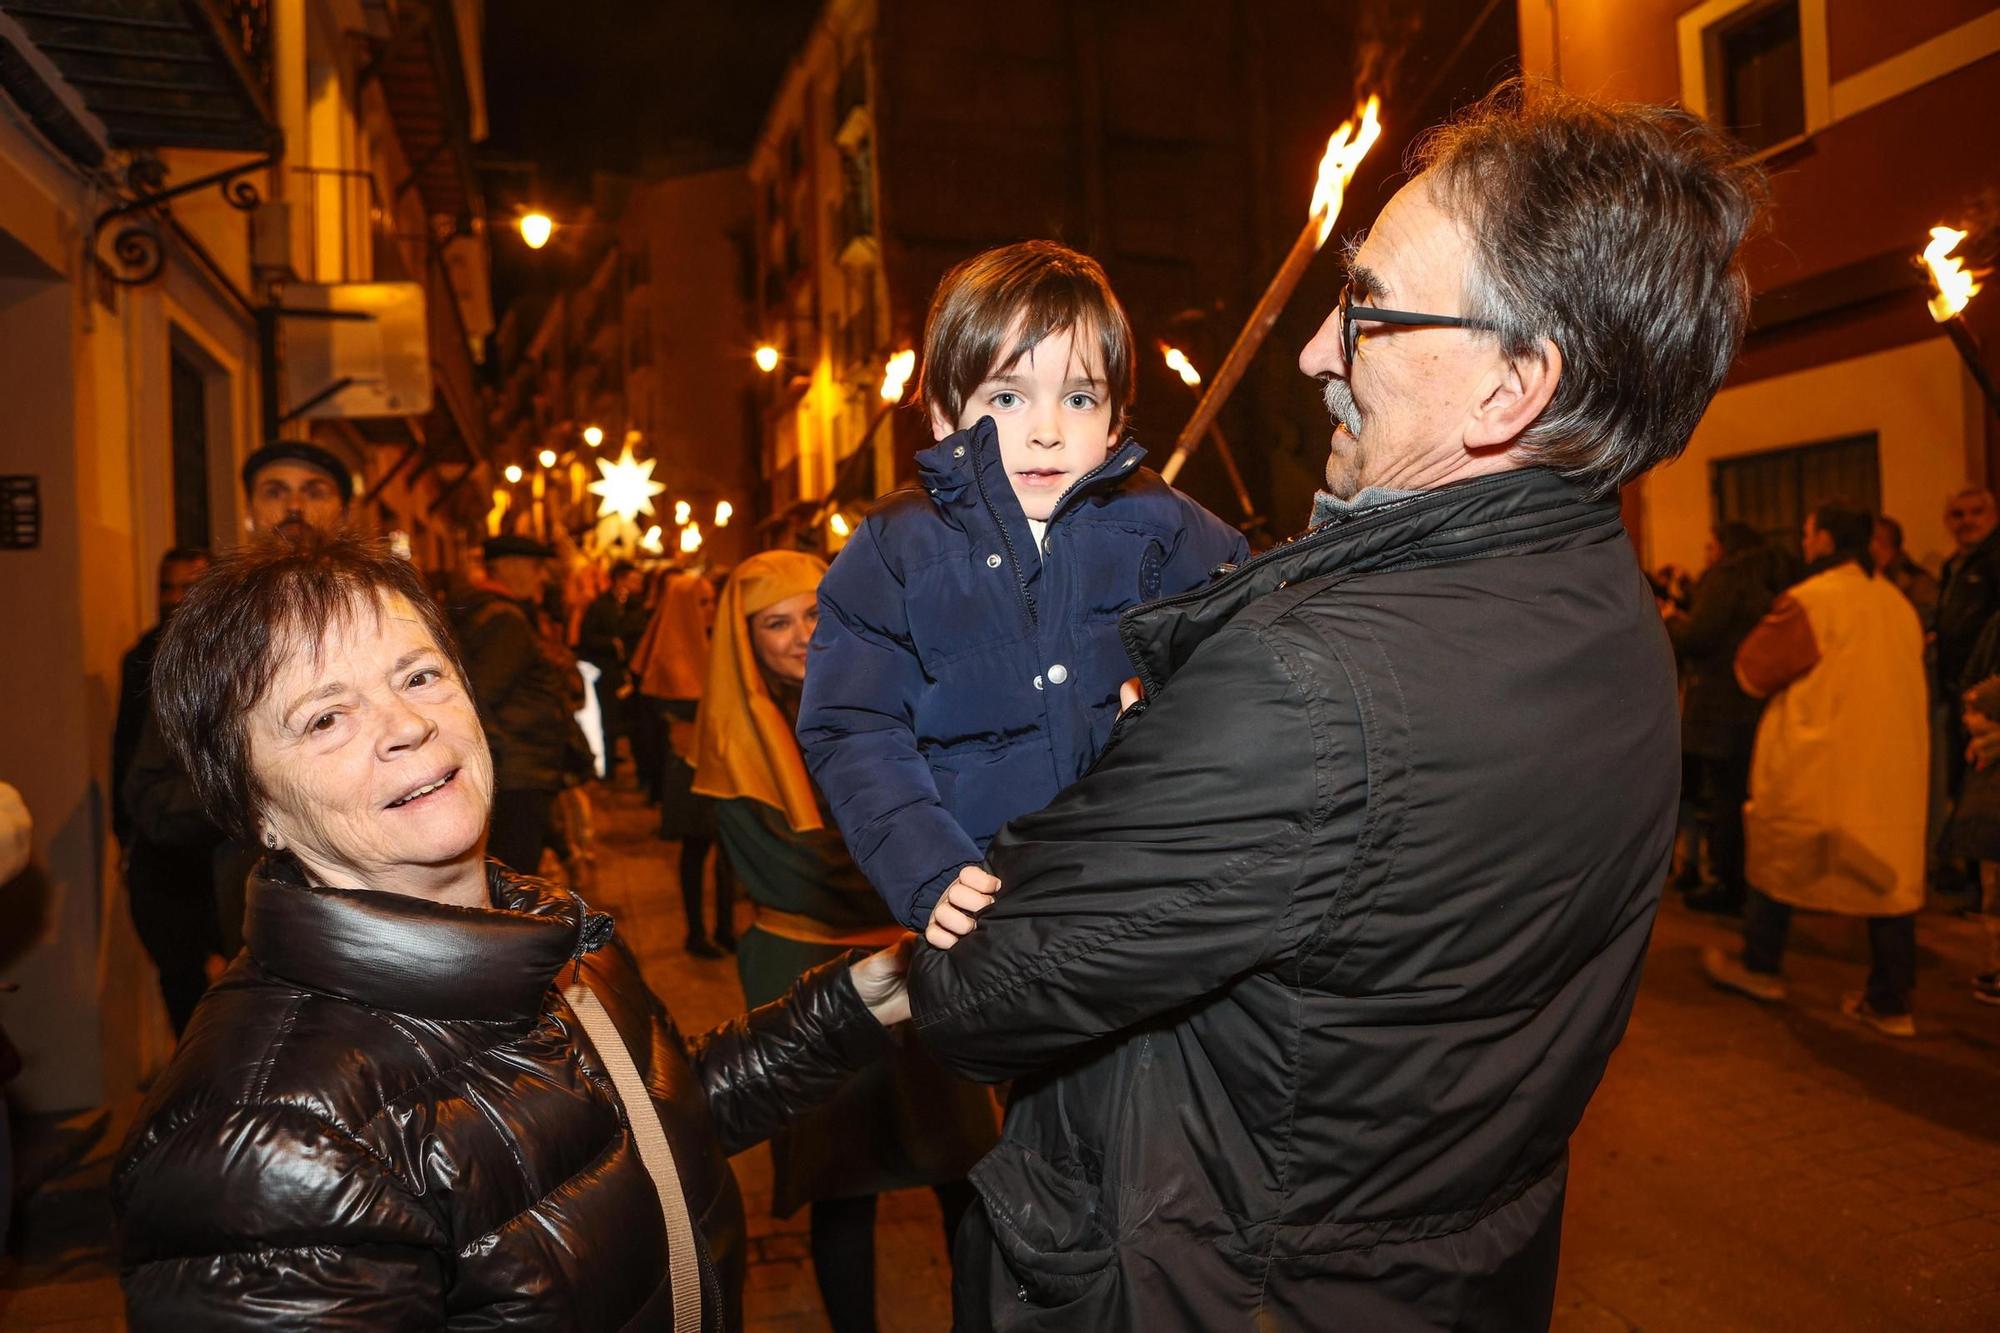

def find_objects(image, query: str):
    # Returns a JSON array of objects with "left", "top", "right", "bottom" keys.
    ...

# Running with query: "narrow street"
[{"left": 2, "top": 780, "right": 1997, "bottom": 1330}]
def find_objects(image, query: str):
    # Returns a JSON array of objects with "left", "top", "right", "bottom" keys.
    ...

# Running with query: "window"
[
  {"left": 1711, "top": 432, "right": 1880, "bottom": 553},
  {"left": 1679, "top": 0, "right": 1827, "bottom": 152},
  {"left": 169, "top": 347, "right": 210, "bottom": 548},
  {"left": 1715, "top": 1, "right": 1804, "bottom": 151}
]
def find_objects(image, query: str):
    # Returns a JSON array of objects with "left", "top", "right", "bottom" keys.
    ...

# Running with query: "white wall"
[{"left": 1644, "top": 336, "right": 1983, "bottom": 574}]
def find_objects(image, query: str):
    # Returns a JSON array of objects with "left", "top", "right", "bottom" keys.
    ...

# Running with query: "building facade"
[
  {"left": 487, "top": 163, "right": 759, "bottom": 567},
  {"left": 0, "top": 0, "right": 492, "bottom": 1111},
  {"left": 1519, "top": 0, "right": 2000, "bottom": 571}
]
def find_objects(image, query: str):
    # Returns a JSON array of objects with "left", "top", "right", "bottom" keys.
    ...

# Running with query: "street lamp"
[
  {"left": 582, "top": 424, "right": 604, "bottom": 448},
  {"left": 537, "top": 448, "right": 558, "bottom": 469},
  {"left": 519, "top": 212, "right": 554, "bottom": 250},
  {"left": 504, "top": 464, "right": 524, "bottom": 484},
  {"left": 754, "top": 344, "right": 780, "bottom": 373},
  {"left": 714, "top": 500, "right": 733, "bottom": 528},
  {"left": 674, "top": 499, "right": 692, "bottom": 526}
]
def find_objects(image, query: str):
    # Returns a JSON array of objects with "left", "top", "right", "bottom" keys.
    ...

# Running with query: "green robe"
[{"left": 718, "top": 798, "right": 998, "bottom": 1214}]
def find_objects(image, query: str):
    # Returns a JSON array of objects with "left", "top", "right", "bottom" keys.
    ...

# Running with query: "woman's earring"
[{"left": 264, "top": 831, "right": 278, "bottom": 849}]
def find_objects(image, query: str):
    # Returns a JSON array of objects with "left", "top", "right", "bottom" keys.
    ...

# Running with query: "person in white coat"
[{"left": 1705, "top": 502, "right": 1929, "bottom": 1036}]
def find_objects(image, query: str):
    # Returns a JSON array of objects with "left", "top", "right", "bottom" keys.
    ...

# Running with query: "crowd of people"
[
  {"left": 1662, "top": 487, "right": 2000, "bottom": 1027},
  {"left": 83, "top": 78, "right": 1925, "bottom": 1331}
]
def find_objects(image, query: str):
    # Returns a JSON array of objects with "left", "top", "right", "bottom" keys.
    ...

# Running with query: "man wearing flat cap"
[
  {"left": 239, "top": 440, "right": 357, "bottom": 536},
  {"left": 451, "top": 534, "right": 591, "bottom": 875}
]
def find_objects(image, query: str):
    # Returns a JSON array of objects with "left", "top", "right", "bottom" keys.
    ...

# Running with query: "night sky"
[{"left": 480, "top": 0, "right": 820, "bottom": 324}]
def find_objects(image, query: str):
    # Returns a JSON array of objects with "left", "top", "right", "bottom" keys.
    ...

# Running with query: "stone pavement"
[{"left": 2, "top": 778, "right": 1998, "bottom": 1330}]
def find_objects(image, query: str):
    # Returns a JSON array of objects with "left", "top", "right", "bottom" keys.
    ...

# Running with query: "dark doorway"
[{"left": 169, "top": 345, "right": 209, "bottom": 548}]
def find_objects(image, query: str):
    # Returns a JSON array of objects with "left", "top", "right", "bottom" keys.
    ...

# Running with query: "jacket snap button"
[
  {"left": 1033, "top": 675, "right": 1044, "bottom": 690},
  {"left": 986, "top": 553, "right": 1002, "bottom": 568},
  {"left": 1047, "top": 663, "right": 1069, "bottom": 685},
  {"left": 953, "top": 445, "right": 966, "bottom": 458}
]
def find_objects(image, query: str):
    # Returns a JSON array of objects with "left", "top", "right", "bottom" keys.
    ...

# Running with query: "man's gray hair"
[{"left": 1414, "top": 79, "right": 1768, "bottom": 496}]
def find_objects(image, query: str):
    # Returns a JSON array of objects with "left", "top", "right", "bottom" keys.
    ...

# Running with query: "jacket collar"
[
  {"left": 245, "top": 857, "right": 614, "bottom": 1022},
  {"left": 1121, "top": 467, "right": 1626, "bottom": 690},
  {"left": 916, "top": 416, "right": 1146, "bottom": 521}
]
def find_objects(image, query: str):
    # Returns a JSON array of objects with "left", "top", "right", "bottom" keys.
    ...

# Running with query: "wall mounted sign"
[{"left": 1, "top": 476, "right": 39, "bottom": 550}]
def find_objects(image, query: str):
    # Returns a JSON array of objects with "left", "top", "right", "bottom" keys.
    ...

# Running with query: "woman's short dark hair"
[
  {"left": 1412, "top": 79, "right": 1768, "bottom": 496},
  {"left": 917, "top": 239, "right": 1135, "bottom": 436},
  {"left": 152, "top": 530, "right": 468, "bottom": 841},
  {"left": 1812, "top": 500, "right": 1877, "bottom": 574}
]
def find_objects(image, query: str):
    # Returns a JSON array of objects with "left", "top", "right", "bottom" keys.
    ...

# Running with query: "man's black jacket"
[{"left": 910, "top": 468, "right": 1679, "bottom": 1331}]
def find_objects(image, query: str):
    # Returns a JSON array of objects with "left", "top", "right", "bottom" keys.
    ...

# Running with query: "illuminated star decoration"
[{"left": 588, "top": 442, "right": 666, "bottom": 522}]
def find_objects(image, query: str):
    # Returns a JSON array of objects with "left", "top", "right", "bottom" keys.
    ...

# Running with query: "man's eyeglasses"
[{"left": 1338, "top": 283, "right": 1493, "bottom": 364}]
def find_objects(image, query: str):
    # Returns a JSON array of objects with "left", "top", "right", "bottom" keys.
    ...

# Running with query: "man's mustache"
[{"left": 1322, "top": 378, "right": 1363, "bottom": 437}]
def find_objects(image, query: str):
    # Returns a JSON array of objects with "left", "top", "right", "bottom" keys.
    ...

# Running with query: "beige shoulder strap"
[{"left": 564, "top": 979, "right": 703, "bottom": 1333}]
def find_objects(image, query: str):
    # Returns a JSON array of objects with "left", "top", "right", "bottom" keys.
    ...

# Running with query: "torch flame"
[
  {"left": 880, "top": 348, "right": 916, "bottom": 402},
  {"left": 1163, "top": 346, "right": 1202, "bottom": 387},
  {"left": 640, "top": 525, "right": 664, "bottom": 554},
  {"left": 1309, "top": 96, "right": 1384, "bottom": 249},
  {"left": 679, "top": 523, "right": 702, "bottom": 554},
  {"left": 1924, "top": 226, "right": 1982, "bottom": 323}
]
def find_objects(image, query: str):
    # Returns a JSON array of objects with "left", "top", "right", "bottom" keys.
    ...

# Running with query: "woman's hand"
[
  {"left": 925, "top": 864, "right": 1001, "bottom": 950},
  {"left": 849, "top": 933, "right": 918, "bottom": 1026}
]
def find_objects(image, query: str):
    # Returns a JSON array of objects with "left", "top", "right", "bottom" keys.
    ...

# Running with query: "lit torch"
[
  {"left": 1163, "top": 96, "right": 1383, "bottom": 484},
  {"left": 1162, "top": 345, "right": 1257, "bottom": 524},
  {"left": 1922, "top": 225, "right": 1998, "bottom": 422}
]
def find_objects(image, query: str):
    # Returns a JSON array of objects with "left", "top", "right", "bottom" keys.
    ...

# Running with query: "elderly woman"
[
  {"left": 113, "top": 532, "right": 913, "bottom": 1332},
  {"left": 693, "top": 551, "right": 996, "bottom": 1331}
]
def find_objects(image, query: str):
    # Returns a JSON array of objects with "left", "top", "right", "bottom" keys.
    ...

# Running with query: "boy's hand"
[
  {"left": 925, "top": 865, "right": 1001, "bottom": 950},
  {"left": 1118, "top": 676, "right": 1144, "bottom": 716}
]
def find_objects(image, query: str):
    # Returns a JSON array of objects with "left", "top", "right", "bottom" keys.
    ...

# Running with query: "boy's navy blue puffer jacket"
[{"left": 798, "top": 416, "right": 1248, "bottom": 929}]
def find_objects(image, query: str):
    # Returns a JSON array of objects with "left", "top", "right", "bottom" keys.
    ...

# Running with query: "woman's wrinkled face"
[
  {"left": 247, "top": 591, "right": 494, "bottom": 895},
  {"left": 750, "top": 591, "right": 817, "bottom": 687}
]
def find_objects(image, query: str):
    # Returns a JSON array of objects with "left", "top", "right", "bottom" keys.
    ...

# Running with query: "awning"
[{"left": 0, "top": 0, "right": 275, "bottom": 159}]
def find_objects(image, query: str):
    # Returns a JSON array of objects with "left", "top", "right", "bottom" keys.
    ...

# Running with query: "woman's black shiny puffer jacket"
[{"left": 113, "top": 859, "right": 892, "bottom": 1331}]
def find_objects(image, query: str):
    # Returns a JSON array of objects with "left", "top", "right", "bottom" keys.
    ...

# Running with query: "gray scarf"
[{"left": 1309, "top": 485, "right": 1422, "bottom": 530}]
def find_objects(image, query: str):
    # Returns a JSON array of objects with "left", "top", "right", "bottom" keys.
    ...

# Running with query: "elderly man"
[{"left": 907, "top": 82, "right": 1764, "bottom": 1330}]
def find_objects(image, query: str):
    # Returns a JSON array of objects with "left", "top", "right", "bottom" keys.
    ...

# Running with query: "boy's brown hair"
[{"left": 917, "top": 240, "right": 1135, "bottom": 436}]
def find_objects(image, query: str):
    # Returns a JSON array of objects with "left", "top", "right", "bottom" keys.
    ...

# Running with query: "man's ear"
[
  {"left": 1466, "top": 337, "right": 1562, "bottom": 452},
  {"left": 929, "top": 404, "right": 956, "bottom": 442}
]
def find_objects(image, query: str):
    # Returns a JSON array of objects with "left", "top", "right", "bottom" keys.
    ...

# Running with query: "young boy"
[{"left": 797, "top": 240, "right": 1247, "bottom": 945}]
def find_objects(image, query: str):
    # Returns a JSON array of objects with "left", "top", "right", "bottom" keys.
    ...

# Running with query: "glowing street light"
[
  {"left": 503, "top": 464, "right": 524, "bottom": 484},
  {"left": 519, "top": 212, "right": 554, "bottom": 250},
  {"left": 588, "top": 441, "right": 667, "bottom": 522},
  {"left": 1163, "top": 346, "right": 1202, "bottom": 387},
  {"left": 673, "top": 499, "right": 692, "bottom": 526},
  {"left": 714, "top": 500, "right": 733, "bottom": 528},
  {"left": 754, "top": 344, "right": 780, "bottom": 373},
  {"left": 582, "top": 424, "right": 604, "bottom": 448},
  {"left": 880, "top": 348, "right": 916, "bottom": 401},
  {"left": 829, "top": 511, "right": 853, "bottom": 538},
  {"left": 680, "top": 523, "right": 703, "bottom": 554},
  {"left": 537, "top": 448, "right": 558, "bottom": 469},
  {"left": 640, "top": 525, "right": 665, "bottom": 554}
]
